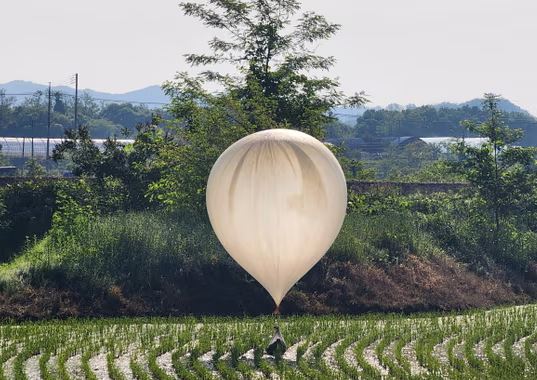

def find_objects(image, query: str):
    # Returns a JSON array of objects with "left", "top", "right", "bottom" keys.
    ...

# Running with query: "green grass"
[
  {"left": 1, "top": 305, "right": 537, "bottom": 379},
  {"left": 0, "top": 209, "right": 444, "bottom": 292}
]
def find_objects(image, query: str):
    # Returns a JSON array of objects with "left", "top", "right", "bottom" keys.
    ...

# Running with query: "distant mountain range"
[
  {"left": 0, "top": 80, "right": 169, "bottom": 107},
  {"left": 1, "top": 80, "right": 533, "bottom": 120}
]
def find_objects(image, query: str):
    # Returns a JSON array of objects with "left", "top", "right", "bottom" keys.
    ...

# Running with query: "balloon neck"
[{"left": 273, "top": 305, "right": 280, "bottom": 316}]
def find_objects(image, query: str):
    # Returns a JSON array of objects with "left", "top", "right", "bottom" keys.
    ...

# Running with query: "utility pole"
[
  {"left": 47, "top": 82, "right": 51, "bottom": 159},
  {"left": 31, "top": 120, "right": 34, "bottom": 158},
  {"left": 74, "top": 73, "right": 79, "bottom": 129}
]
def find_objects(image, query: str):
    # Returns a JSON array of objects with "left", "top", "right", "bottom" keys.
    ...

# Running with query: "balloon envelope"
[{"left": 206, "top": 129, "right": 347, "bottom": 306}]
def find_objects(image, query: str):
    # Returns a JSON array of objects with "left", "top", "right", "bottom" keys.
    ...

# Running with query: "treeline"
[
  {"left": 328, "top": 105, "right": 537, "bottom": 145},
  {"left": 0, "top": 90, "right": 159, "bottom": 138}
]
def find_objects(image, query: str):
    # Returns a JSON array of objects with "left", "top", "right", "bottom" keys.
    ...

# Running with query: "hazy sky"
[{"left": 3, "top": 0, "right": 537, "bottom": 114}]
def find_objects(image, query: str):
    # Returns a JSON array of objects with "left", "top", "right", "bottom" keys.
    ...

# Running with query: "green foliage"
[
  {"left": 40, "top": 210, "right": 227, "bottom": 292},
  {"left": 53, "top": 119, "right": 171, "bottom": 210},
  {"left": 329, "top": 144, "right": 376, "bottom": 180},
  {"left": 400, "top": 160, "right": 464, "bottom": 183},
  {"left": 333, "top": 196, "right": 441, "bottom": 263},
  {"left": 24, "top": 158, "right": 46, "bottom": 177},
  {"left": 352, "top": 103, "right": 537, "bottom": 145},
  {"left": 372, "top": 142, "right": 444, "bottom": 180},
  {"left": 450, "top": 94, "right": 537, "bottom": 265},
  {"left": 148, "top": 84, "right": 257, "bottom": 211},
  {"left": 408, "top": 191, "right": 537, "bottom": 269},
  {"left": 150, "top": 0, "right": 367, "bottom": 211},
  {"left": 0, "top": 181, "right": 57, "bottom": 262},
  {"left": 0, "top": 177, "right": 146, "bottom": 263},
  {"left": 178, "top": 0, "right": 366, "bottom": 138},
  {"left": 49, "top": 189, "right": 96, "bottom": 246},
  {"left": 0, "top": 89, "right": 157, "bottom": 138}
]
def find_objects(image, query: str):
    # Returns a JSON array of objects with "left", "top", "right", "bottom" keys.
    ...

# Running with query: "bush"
[
  {"left": 0, "top": 181, "right": 57, "bottom": 262},
  {"left": 0, "top": 177, "right": 140, "bottom": 263},
  {"left": 10, "top": 209, "right": 275, "bottom": 315},
  {"left": 330, "top": 210, "right": 441, "bottom": 264},
  {"left": 409, "top": 192, "right": 537, "bottom": 270},
  {"left": 38, "top": 211, "right": 223, "bottom": 291}
]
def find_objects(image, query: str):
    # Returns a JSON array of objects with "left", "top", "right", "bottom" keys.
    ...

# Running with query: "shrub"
[
  {"left": 38, "top": 211, "right": 222, "bottom": 291},
  {"left": 330, "top": 210, "right": 441, "bottom": 264},
  {"left": 409, "top": 192, "right": 537, "bottom": 270},
  {"left": 0, "top": 181, "right": 57, "bottom": 262},
  {"left": 0, "top": 177, "right": 140, "bottom": 263}
]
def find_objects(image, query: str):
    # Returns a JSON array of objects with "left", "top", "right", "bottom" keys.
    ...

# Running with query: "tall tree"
[
  {"left": 0, "top": 90, "right": 15, "bottom": 130},
  {"left": 452, "top": 94, "right": 537, "bottom": 246},
  {"left": 53, "top": 91, "right": 66, "bottom": 114},
  {"left": 152, "top": 0, "right": 366, "bottom": 210},
  {"left": 167, "top": 0, "right": 365, "bottom": 138}
]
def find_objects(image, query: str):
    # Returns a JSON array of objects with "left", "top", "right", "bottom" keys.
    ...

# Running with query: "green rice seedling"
[
  {"left": 171, "top": 348, "right": 197, "bottom": 380},
  {"left": 524, "top": 331, "right": 537, "bottom": 378},
  {"left": 295, "top": 341, "right": 308, "bottom": 364},
  {"left": 259, "top": 357, "right": 280, "bottom": 379},
  {"left": 147, "top": 349, "right": 174, "bottom": 380},
  {"left": 463, "top": 328, "right": 485, "bottom": 374},
  {"left": 0, "top": 344, "right": 17, "bottom": 380},
  {"left": 13, "top": 345, "right": 38, "bottom": 380},
  {"left": 39, "top": 351, "right": 54, "bottom": 380},
  {"left": 57, "top": 345, "right": 78, "bottom": 380},
  {"left": 503, "top": 329, "right": 526, "bottom": 378},
  {"left": 375, "top": 326, "right": 397, "bottom": 371},
  {"left": 130, "top": 357, "right": 152, "bottom": 380},
  {"left": 393, "top": 332, "right": 413, "bottom": 376},
  {"left": 484, "top": 330, "right": 505, "bottom": 377},
  {"left": 177, "top": 328, "right": 216, "bottom": 380},
  {"left": 378, "top": 336, "right": 411, "bottom": 380},
  {"left": 215, "top": 359, "right": 241, "bottom": 380},
  {"left": 354, "top": 330, "right": 382, "bottom": 380},
  {"left": 446, "top": 335, "right": 466, "bottom": 375},
  {"left": 334, "top": 337, "right": 361, "bottom": 379},
  {"left": 107, "top": 352, "right": 127, "bottom": 380},
  {"left": 414, "top": 327, "right": 444, "bottom": 378},
  {"left": 81, "top": 347, "right": 99, "bottom": 380},
  {"left": 2, "top": 304, "right": 537, "bottom": 379}
]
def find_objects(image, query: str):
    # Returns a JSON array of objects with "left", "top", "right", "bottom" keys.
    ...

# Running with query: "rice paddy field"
[{"left": 1, "top": 304, "right": 537, "bottom": 380}]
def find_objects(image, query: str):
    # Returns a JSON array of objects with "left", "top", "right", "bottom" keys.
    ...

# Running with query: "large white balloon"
[{"left": 206, "top": 129, "right": 347, "bottom": 306}]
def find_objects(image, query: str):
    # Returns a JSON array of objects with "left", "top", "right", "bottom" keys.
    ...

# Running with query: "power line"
[
  {"left": 1, "top": 93, "right": 44, "bottom": 96},
  {"left": 0, "top": 92, "right": 169, "bottom": 106}
]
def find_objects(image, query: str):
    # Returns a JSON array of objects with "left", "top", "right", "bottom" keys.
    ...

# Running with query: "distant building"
[
  {"left": 420, "top": 137, "right": 488, "bottom": 151},
  {"left": 326, "top": 136, "right": 488, "bottom": 156},
  {"left": 326, "top": 136, "right": 424, "bottom": 154},
  {"left": 0, "top": 137, "right": 135, "bottom": 159}
]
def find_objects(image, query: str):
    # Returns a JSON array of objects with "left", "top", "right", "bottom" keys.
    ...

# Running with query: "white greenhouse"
[{"left": 0, "top": 137, "right": 134, "bottom": 159}]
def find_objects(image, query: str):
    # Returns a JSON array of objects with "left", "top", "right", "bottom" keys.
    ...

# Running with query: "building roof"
[{"left": 420, "top": 137, "right": 488, "bottom": 147}]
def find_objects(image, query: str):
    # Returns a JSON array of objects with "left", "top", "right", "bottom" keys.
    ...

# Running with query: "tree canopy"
[
  {"left": 348, "top": 104, "right": 537, "bottom": 145},
  {"left": 0, "top": 89, "right": 156, "bottom": 139},
  {"left": 148, "top": 0, "right": 366, "bottom": 210}
]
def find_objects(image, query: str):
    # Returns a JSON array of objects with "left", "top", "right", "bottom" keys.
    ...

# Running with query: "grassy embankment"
[{"left": 0, "top": 205, "right": 531, "bottom": 318}]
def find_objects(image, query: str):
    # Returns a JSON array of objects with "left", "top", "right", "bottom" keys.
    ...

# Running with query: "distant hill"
[
  {"left": 1, "top": 80, "right": 533, "bottom": 120},
  {"left": 0, "top": 80, "right": 169, "bottom": 108},
  {"left": 434, "top": 99, "right": 530, "bottom": 115},
  {"left": 334, "top": 99, "right": 534, "bottom": 125}
]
